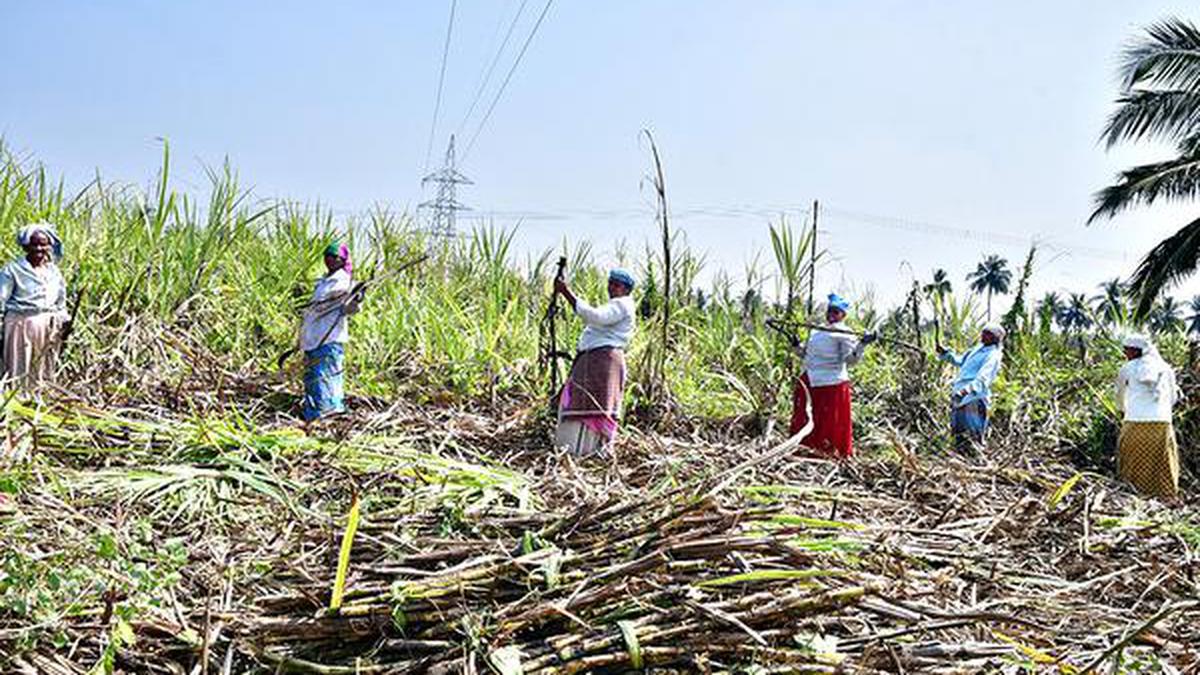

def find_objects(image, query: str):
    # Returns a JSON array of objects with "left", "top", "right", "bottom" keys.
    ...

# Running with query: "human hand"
[
  {"left": 553, "top": 278, "right": 569, "bottom": 295},
  {"left": 861, "top": 332, "right": 878, "bottom": 346},
  {"left": 936, "top": 343, "right": 947, "bottom": 356}
]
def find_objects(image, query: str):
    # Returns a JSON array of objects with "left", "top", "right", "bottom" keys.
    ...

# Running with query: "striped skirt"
[{"left": 556, "top": 347, "right": 626, "bottom": 456}]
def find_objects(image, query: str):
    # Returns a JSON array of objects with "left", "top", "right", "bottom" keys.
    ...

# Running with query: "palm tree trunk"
[{"left": 986, "top": 290, "right": 992, "bottom": 321}]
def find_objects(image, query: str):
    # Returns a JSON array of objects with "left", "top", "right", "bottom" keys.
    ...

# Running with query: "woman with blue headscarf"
[
  {"left": 789, "top": 293, "right": 875, "bottom": 457},
  {"left": 553, "top": 268, "right": 637, "bottom": 456},
  {"left": 937, "top": 323, "right": 1005, "bottom": 452},
  {"left": 0, "top": 223, "right": 70, "bottom": 388}
]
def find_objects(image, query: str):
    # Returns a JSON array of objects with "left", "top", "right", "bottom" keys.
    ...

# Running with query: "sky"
[{"left": 3, "top": 0, "right": 1199, "bottom": 311}]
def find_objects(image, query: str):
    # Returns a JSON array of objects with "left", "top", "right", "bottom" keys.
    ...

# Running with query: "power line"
[
  {"left": 423, "top": 0, "right": 458, "bottom": 174},
  {"left": 456, "top": 0, "right": 530, "bottom": 140},
  {"left": 820, "top": 206, "right": 1127, "bottom": 262},
  {"left": 321, "top": 200, "right": 1125, "bottom": 263},
  {"left": 461, "top": 0, "right": 555, "bottom": 162}
]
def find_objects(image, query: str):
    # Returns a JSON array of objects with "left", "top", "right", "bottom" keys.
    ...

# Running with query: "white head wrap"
[
  {"left": 1121, "top": 332, "right": 1172, "bottom": 388},
  {"left": 17, "top": 222, "right": 64, "bottom": 261},
  {"left": 982, "top": 323, "right": 1006, "bottom": 341},
  {"left": 1121, "top": 332, "right": 1154, "bottom": 354}
]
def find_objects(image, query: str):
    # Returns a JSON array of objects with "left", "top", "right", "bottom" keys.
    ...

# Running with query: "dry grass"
[{"left": 1, "top": 330, "right": 1197, "bottom": 674}]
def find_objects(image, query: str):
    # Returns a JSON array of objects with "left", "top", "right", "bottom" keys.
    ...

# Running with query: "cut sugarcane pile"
[{"left": 2, "top": 392, "right": 1198, "bottom": 674}]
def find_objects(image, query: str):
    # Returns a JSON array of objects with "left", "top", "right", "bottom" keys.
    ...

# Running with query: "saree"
[
  {"left": 556, "top": 347, "right": 625, "bottom": 455},
  {"left": 950, "top": 400, "right": 988, "bottom": 452},
  {"left": 3, "top": 312, "right": 63, "bottom": 388},
  {"left": 789, "top": 374, "right": 853, "bottom": 458},
  {"left": 303, "top": 342, "right": 345, "bottom": 421},
  {"left": 1118, "top": 421, "right": 1180, "bottom": 498}
]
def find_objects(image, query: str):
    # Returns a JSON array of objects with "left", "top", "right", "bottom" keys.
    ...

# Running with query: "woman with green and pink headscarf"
[{"left": 299, "top": 242, "right": 360, "bottom": 421}]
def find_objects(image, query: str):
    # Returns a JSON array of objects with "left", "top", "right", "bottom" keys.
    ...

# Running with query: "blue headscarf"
[
  {"left": 609, "top": 268, "right": 636, "bottom": 290},
  {"left": 18, "top": 223, "right": 64, "bottom": 261},
  {"left": 827, "top": 293, "right": 850, "bottom": 313}
]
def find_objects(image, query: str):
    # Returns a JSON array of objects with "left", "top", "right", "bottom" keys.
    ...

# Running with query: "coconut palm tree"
[
  {"left": 1037, "top": 291, "right": 1064, "bottom": 317},
  {"left": 923, "top": 269, "right": 953, "bottom": 302},
  {"left": 1058, "top": 293, "right": 1094, "bottom": 334},
  {"left": 966, "top": 255, "right": 1012, "bottom": 320},
  {"left": 1058, "top": 293, "right": 1095, "bottom": 363},
  {"left": 1149, "top": 295, "right": 1184, "bottom": 334},
  {"left": 1092, "top": 278, "right": 1128, "bottom": 324},
  {"left": 1036, "top": 291, "right": 1065, "bottom": 331},
  {"left": 1188, "top": 295, "right": 1200, "bottom": 336},
  {"left": 1090, "top": 18, "right": 1200, "bottom": 317}
]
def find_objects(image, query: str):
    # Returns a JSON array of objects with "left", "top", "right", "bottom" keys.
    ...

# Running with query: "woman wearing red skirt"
[{"left": 789, "top": 293, "right": 875, "bottom": 458}]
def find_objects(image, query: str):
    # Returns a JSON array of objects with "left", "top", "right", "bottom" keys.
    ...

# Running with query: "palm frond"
[
  {"left": 1088, "top": 151, "right": 1200, "bottom": 221},
  {"left": 1127, "top": 214, "right": 1200, "bottom": 318},
  {"left": 1120, "top": 18, "right": 1200, "bottom": 92},
  {"left": 1101, "top": 90, "right": 1200, "bottom": 148}
]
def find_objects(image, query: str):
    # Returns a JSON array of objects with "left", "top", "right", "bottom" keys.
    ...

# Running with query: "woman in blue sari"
[{"left": 300, "top": 243, "right": 360, "bottom": 420}]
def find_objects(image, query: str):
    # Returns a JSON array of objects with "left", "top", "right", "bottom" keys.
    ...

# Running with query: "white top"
[
  {"left": 1116, "top": 355, "right": 1177, "bottom": 422},
  {"left": 0, "top": 258, "right": 68, "bottom": 318},
  {"left": 802, "top": 322, "right": 865, "bottom": 387},
  {"left": 300, "top": 269, "right": 353, "bottom": 352},
  {"left": 575, "top": 295, "right": 635, "bottom": 352}
]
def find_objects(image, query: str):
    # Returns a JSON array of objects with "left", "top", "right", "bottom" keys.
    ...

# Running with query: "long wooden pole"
[
  {"left": 547, "top": 256, "right": 568, "bottom": 409},
  {"left": 807, "top": 200, "right": 818, "bottom": 317},
  {"left": 766, "top": 318, "right": 924, "bottom": 354}
]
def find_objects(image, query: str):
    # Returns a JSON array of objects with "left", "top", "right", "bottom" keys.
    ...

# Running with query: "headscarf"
[
  {"left": 323, "top": 242, "right": 352, "bottom": 273},
  {"left": 1121, "top": 332, "right": 1173, "bottom": 391},
  {"left": 982, "top": 323, "right": 1006, "bottom": 342},
  {"left": 1121, "top": 332, "right": 1155, "bottom": 355},
  {"left": 609, "top": 268, "right": 636, "bottom": 290},
  {"left": 17, "top": 222, "right": 64, "bottom": 262},
  {"left": 827, "top": 293, "right": 850, "bottom": 313}
]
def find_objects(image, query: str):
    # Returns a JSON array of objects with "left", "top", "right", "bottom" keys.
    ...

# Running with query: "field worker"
[
  {"left": 789, "top": 293, "right": 876, "bottom": 457},
  {"left": 937, "top": 324, "right": 1004, "bottom": 452},
  {"left": 299, "top": 242, "right": 362, "bottom": 421},
  {"left": 0, "top": 223, "right": 71, "bottom": 388},
  {"left": 552, "top": 268, "right": 636, "bottom": 456},
  {"left": 1115, "top": 334, "right": 1180, "bottom": 498}
]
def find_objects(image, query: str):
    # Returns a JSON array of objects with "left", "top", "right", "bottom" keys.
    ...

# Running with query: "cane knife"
[{"left": 543, "top": 256, "right": 569, "bottom": 411}]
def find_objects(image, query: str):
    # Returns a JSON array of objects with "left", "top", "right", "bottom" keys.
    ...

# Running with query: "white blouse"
[
  {"left": 1116, "top": 356, "right": 1177, "bottom": 422},
  {"left": 802, "top": 322, "right": 865, "bottom": 387}
]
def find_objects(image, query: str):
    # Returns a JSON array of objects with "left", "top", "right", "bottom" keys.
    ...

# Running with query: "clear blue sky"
[{"left": 4, "top": 1, "right": 1198, "bottom": 308}]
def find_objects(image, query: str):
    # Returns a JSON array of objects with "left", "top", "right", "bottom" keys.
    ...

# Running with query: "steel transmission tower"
[{"left": 419, "top": 135, "right": 472, "bottom": 239}]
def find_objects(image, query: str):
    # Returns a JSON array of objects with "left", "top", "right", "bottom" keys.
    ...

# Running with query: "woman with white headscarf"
[
  {"left": 937, "top": 323, "right": 1005, "bottom": 452},
  {"left": 0, "top": 224, "right": 70, "bottom": 388},
  {"left": 1115, "top": 334, "right": 1180, "bottom": 498}
]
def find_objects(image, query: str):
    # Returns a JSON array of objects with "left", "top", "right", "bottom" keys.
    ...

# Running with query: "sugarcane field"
[{"left": 4, "top": 4, "right": 1200, "bottom": 674}]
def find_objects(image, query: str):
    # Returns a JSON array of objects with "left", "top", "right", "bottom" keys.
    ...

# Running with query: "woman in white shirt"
[
  {"left": 789, "top": 293, "right": 875, "bottom": 457},
  {"left": 0, "top": 223, "right": 71, "bottom": 388},
  {"left": 1115, "top": 334, "right": 1180, "bottom": 498},
  {"left": 552, "top": 268, "right": 636, "bottom": 456},
  {"left": 299, "top": 242, "right": 361, "bottom": 421}
]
